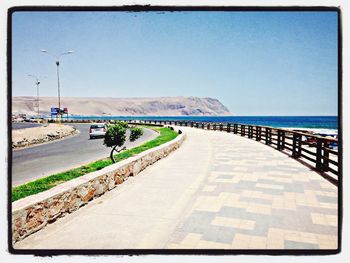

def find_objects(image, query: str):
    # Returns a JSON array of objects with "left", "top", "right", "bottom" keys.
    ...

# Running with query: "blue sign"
[{"left": 51, "top": 107, "right": 59, "bottom": 115}]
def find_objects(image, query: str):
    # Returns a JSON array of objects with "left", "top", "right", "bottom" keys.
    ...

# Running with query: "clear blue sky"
[{"left": 11, "top": 11, "right": 338, "bottom": 115}]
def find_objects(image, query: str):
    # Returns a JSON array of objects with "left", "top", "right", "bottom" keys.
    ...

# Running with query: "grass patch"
[{"left": 12, "top": 126, "right": 178, "bottom": 202}]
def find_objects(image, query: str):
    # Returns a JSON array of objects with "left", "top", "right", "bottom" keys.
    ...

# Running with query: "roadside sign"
[
  {"left": 51, "top": 107, "right": 59, "bottom": 115},
  {"left": 51, "top": 107, "right": 68, "bottom": 114}
]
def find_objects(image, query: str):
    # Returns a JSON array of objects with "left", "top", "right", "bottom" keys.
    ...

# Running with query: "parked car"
[
  {"left": 306, "top": 136, "right": 317, "bottom": 147},
  {"left": 306, "top": 133, "right": 338, "bottom": 149},
  {"left": 89, "top": 123, "right": 107, "bottom": 139}
]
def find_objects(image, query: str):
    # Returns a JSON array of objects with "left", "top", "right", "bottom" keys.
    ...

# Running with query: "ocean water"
[{"left": 69, "top": 116, "right": 338, "bottom": 130}]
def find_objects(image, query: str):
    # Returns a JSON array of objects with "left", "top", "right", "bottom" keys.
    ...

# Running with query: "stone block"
[
  {"left": 133, "top": 161, "right": 142, "bottom": 176},
  {"left": 24, "top": 206, "right": 47, "bottom": 234},
  {"left": 115, "top": 176, "right": 123, "bottom": 185},
  {"left": 48, "top": 199, "right": 65, "bottom": 222}
]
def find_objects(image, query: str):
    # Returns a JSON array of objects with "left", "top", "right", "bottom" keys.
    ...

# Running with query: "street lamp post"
[
  {"left": 40, "top": 49, "right": 74, "bottom": 122},
  {"left": 28, "top": 74, "right": 40, "bottom": 118}
]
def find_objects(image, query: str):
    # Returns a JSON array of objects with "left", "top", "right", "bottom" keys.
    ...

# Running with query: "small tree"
[{"left": 103, "top": 122, "right": 143, "bottom": 163}]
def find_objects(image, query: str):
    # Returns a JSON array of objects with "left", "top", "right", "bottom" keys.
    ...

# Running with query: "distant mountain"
[{"left": 12, "top": 96, "right": 232, "bottom": 116}]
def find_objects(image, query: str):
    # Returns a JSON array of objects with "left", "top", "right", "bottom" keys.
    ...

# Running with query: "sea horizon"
[{"left": 62, "top": 115, "right": 338, "bottom": 131}]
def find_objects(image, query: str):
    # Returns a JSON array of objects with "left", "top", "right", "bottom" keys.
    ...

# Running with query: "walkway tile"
[{"left": 14, "top": 127, "right": 338, "bottom": 251}]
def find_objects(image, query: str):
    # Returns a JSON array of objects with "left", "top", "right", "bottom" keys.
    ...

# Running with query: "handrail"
[
  {"left": 59, "top": 118, "right": 339, "bottom": 180},
  {"left": 124, "top": 119, "right": 339, "bottom": 180}
]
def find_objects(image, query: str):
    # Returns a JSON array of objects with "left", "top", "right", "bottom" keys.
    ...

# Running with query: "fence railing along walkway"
[
  {"left": 62, "top": 118, "right": 340, "bottom": 184},
  {"left": 126, "top": 119, "right": 340, "bottom": 183}
]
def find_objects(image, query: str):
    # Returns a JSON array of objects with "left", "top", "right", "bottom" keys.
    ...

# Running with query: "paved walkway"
[{"left": 14, "top": 127, "right": 338, "bottom": 250}]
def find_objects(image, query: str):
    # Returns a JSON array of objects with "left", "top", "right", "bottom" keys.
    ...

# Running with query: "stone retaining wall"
[{"left": 12, "top": 130, "right": 186, "bottom": 243}]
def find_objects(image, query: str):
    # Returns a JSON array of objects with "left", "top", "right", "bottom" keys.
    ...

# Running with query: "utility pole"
[{"left": 41, "top": 49, "right": 74, "bottom": 124}]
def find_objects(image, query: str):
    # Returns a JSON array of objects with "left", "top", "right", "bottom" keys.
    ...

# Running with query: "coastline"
[
  {"left": 68, "top": 116, "right": 338, "bottom": 131},
  {"left": 13, "top": 116, "right": 338, "bottom": 133}
]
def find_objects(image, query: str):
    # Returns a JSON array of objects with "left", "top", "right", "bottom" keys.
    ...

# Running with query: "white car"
[{"left": 89, "top": 123, "right": 107, "bottom": 139}]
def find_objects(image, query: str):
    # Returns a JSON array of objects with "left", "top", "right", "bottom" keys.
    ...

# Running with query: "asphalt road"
[
  {"left": 12, "top": 122, "right": 43, "bottom": 130},
  {"left": 12, "top": 123, "right": 159, "bottom": 186}
]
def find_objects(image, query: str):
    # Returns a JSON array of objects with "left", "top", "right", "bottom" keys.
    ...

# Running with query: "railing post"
[
  {"left": 292, "top": 133, "right": 302, "bottom": 158},
  {"left": 316, "top": 138, "right": 323, "bottom": 170},
  {"left": 219, "top": 123, "right": 223, "bottom": 131},
  {"left": 292, "top": 133, "right": 297, "bottom": 156},
  {"left": 248, "top": 126, "right": 253, "bottom": 138},
  {"left": 270, "top": 129, "right": 273, "bottom": 145},
  {"left": 241, "top": 125, "right": 245, "bottom": 136},
  {"left": 323, "top": 141, "right": 330, "bottom": 172},
  {"left": 196, "top": 122, "right": 199, "bottom": 128},
  {"left": 213, "top": 123, "right": 216, "bottom": 131},
  {"left": 207, "top": 123, "right": 210, "bottom": 130},
  {"left": 281, "top": 130, "right": 285, "bottom": 150},
  {"left": 259, "top": 127, "right": 262, "bottom": 141},
  {"left": 297, "top": 136, "right": 301, "bottom": 157},
  {"left": 265, "top": 128, "right": 269, "bottom": 145},
  {"left": 227, "top": 123, "right": 231, "bottom": 133},
  {"left": 191, "top": 122, "right": 194, "bottom": 127},
  {"left": 277, "top": 130, "right": 282, "bottom": 150},
  {"left": 201, "top": 123, "right": 204, "bottom": 129}
]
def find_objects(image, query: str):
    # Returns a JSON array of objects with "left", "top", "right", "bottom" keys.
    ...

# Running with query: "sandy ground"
[{"left": 12, "top": 123, "right": 79, "bottom": 149}]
